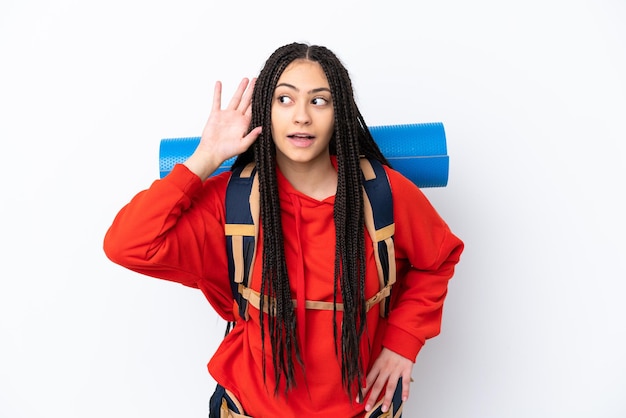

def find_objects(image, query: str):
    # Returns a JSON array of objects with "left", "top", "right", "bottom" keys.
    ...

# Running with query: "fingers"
[
  {"left": 380, "top": 379, "right": 398, "bottom": 413},
  {"left": 359, "top": 348, "right": 414, "bottom": 413},
  {"left": 362, "top": 371, "right": 384, "bottom": 412},
  {"left": 226, "top": 77, "right": 256, "bottom": 112},
  {"left": 361, "top": 375, "right": 407, "bottom": 414},
  {"left": 211, "top": 81, "right": 222, "bottom": 112},
  {"left": 401, "top": 374, "right": 410, "bottom": 402},
  {"left": 242, "top": 126, "right": 263, "bottom": 148},
  {"left": 241, "top": 77, "right": 256, "bottom": 113},
  {"left": 211, "top": 78, "right": 255, "bottom": 116}
]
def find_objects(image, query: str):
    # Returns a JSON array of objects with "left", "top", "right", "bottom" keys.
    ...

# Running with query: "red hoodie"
[{"left": 103, "top": 159, "right": 464, "bottom": 417}]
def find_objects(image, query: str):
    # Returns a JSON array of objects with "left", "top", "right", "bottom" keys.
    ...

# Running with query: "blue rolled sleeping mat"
[{"left": 158, "top": 122, "right": 449, "bottom": 188}]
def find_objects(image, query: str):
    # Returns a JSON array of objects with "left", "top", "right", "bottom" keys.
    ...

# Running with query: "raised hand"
[{"left": 184, "top": 78, "right": 262, "bottom": 180}]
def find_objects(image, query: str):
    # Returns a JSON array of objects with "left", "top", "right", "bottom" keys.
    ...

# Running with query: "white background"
[{"left": 1, "top": 0, "right": 625, "bottom": 417}]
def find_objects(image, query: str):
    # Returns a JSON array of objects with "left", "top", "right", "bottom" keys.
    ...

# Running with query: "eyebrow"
[{"left": 276, "top": 83, "right": 331, "bottom": 94}]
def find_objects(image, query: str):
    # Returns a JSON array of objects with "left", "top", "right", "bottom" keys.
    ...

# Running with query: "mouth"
[
  {"left": 287, "top": 134, "right": 315, "bottom": 140},
  {"left": 286, "top": 133, "right": 316, "bottom": 148}
]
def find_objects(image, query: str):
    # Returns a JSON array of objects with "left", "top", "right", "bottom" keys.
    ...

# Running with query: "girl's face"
[{"left": 270, "top": 59, "right": 335, "bottom": 169}]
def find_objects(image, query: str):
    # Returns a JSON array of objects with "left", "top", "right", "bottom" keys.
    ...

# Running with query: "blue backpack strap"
[
  {"left": 360, "top": 158, "right": 396, "bottom": 318},
  {"left": 225, "top": 159, "right": 396, "bottom": 321},
  {"left": 225, "top": 162, "right": 259, "bottom": 321}
]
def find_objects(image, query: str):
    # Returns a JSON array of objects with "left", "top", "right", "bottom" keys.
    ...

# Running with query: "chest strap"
[{"left": 237, "top": 282, "right": 392, "bottom": 315}]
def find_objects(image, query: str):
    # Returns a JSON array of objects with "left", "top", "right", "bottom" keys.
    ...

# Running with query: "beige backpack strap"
[
  {"left": 224, "top": 162, "right": 259, "bottom": 321},
  {"left": 360, "top": 158, "right": 396, "bottom": 317},
  {"left": 226, "top": 159, "right": 396, "bottom": 320}
]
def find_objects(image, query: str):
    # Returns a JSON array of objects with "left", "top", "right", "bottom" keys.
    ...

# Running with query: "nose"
[{"left": 293, "top": 102, "right": 311, "bottom": 125}]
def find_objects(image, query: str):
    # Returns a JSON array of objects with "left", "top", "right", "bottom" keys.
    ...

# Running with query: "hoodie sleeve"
[
  {"left": 381, "top": 167, "right": 465, "bottom": 361},
  {"left": 103, "top": 164, "right": 235, "bottom": 320}
]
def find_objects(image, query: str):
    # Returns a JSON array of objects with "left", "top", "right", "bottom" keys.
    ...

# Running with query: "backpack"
[{"left": 224, "top": 158, "right": 396, "bottom": 323}]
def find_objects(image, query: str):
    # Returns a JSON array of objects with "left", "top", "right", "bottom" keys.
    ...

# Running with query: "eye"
[
  {"left": 277, "top": 95, "right": 293, "bottom": 104},
  {"left": 312, "top": 97, "right": 329, "bottom": 106}
]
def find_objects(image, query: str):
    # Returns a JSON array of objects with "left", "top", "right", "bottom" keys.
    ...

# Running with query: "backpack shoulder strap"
[
  {"left": 224, "top": 159, "right": 396, "bottom": 321},
  {"left": 224, "top": 162, "right": 259, "bottom": 321},
  {"left": 360, "top": 158, "right": 396, "bottom": 317}
]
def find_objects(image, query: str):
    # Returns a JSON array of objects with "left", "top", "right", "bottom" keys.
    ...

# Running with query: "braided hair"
[{"left": 233, "top": 42, "right": 390, "bottom": 398}]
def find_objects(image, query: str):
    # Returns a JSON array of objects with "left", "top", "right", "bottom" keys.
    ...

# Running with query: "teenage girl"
[{"left": 104, "top": 42, "right": 464, "bottom": 417}]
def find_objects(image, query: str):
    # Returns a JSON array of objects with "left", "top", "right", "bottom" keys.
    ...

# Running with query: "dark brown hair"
[{"left": 234, "top": 42, "right": 389, "bottom": 398}]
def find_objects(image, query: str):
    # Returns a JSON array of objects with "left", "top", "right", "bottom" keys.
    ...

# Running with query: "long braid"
[
  {"left": 325, "top": 59, "right": 370, "bottom": 397},
  {"left": 233, "top": 43, "right": 389, "bottom": 397}
]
